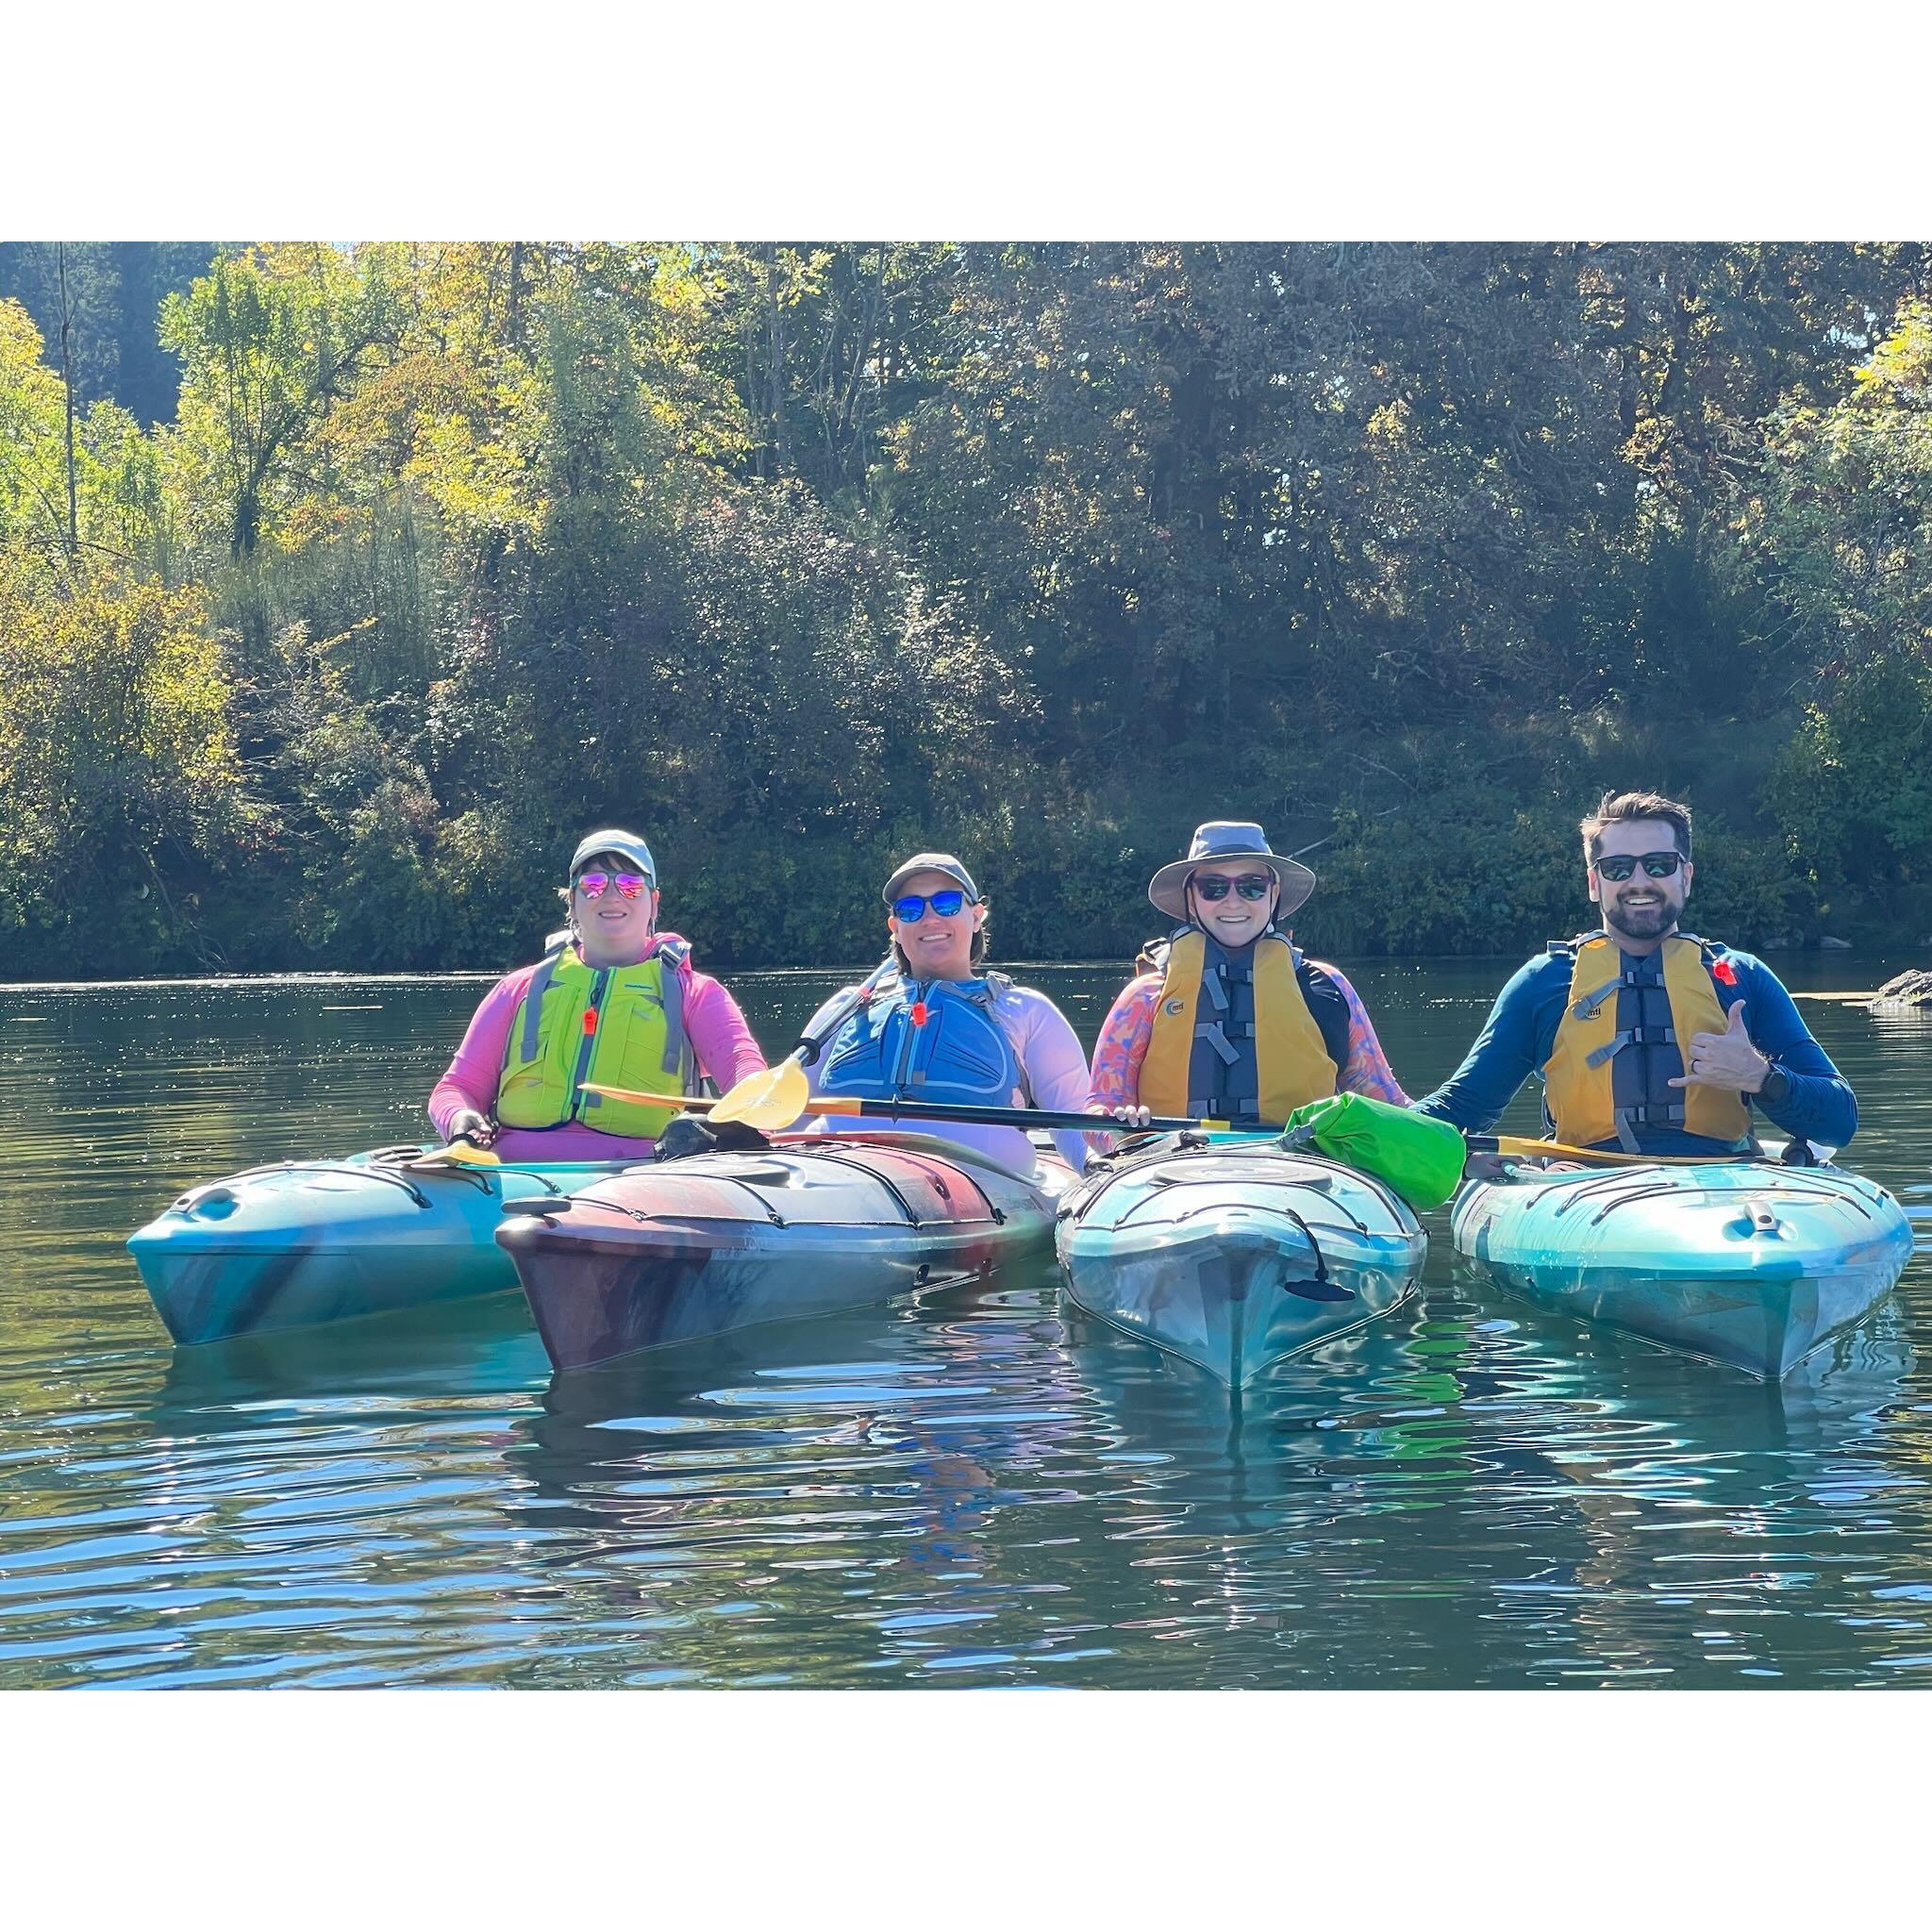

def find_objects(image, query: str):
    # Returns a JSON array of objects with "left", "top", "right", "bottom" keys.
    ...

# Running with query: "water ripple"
[{"left": 5, "top": 969, "right": 1932, "bottom": 1686}]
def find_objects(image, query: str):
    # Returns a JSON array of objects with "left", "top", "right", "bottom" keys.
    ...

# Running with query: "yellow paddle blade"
[
  {"left": 409, "top": 1141, "right": 501, "bottom": 1170},
  {"left": 578, "top": 1082, "right": 713, "bottom": 1110},
  {"left": 709, "top": 1057, "right": 809, "bottom": 1131}
]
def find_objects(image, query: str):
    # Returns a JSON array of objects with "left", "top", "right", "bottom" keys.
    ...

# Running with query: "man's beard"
[{"left": 1604, "top": 895, "right": 1677, "bottom": 941}]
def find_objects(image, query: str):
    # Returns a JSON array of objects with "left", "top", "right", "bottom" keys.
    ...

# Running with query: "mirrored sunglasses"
[
  {"left": 1593, "top": 852, "right": 1683, "bottom": 882},
  {"left": 1192, "top": 874, "right": 1274, "bottom": 902},
  {"left": 576, "top": 872, "right": 651, "bottom": 900},
  {"left": 892, "top": 889, "right": 969, "bottom": 922}
]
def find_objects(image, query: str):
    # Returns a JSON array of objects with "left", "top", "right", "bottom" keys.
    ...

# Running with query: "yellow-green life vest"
[
  {"left": 1543, "top": 932, "right": 1752, "bottom": 1151},
  {"left": 496, "top": 941, "right": 699, "bottom": 1141}
]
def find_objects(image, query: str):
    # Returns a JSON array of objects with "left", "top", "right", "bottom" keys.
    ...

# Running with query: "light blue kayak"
[
  {"left": 1056, "top": 1136, "right": 1428, "bottom": 1386},
  {"left": 128, "top": 1147, "right": 632, "bottom": 1345},
  {"left": 1452, "top": 1159, "right": 1917, "bottom": 1378}
]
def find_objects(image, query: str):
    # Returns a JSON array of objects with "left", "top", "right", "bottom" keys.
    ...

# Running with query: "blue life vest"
[{"left": 817, "top": 973, "right": 1027, "bottom": 1109}]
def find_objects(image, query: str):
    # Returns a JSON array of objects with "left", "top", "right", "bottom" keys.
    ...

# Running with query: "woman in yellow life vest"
[
  {"left": 1086, "top": 821, "right": 1409, "bottom": 1130},
  {"left": 428, "top": 829, "right": 767, "bottom": 1160}
]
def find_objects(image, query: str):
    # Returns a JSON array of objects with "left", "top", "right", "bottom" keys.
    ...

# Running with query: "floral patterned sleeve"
[
  {"left": 1085, "top": 975, "right": 1163, "bottom": 1112},
  {"left": 1319, "top": 964, "right": 1411, "bottom": 1106}
]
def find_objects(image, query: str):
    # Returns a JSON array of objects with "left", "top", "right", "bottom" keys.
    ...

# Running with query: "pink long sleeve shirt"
[{"left": 427, "top": 932, "right": 766, "bottom": 1161}]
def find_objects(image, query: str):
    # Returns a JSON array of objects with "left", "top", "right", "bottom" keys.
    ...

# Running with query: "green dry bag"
[{"left": 1281, "top": 1091, "right": 1466, "bottom": 1212}]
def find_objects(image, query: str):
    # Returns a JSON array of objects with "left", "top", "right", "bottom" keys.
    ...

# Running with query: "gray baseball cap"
[
  {"left": 570, "top": 828, "right": 657, "bottom": 886},
  {"left": 882, "top": 851, "right": 981, "bottom": 906}
]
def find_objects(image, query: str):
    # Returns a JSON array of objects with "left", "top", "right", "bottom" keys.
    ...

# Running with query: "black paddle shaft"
[{"left": 833, "top": 1097, "right": 1283, "bottom": 1135}]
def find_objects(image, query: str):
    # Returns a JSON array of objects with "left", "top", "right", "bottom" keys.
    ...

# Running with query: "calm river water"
[{"left": 3, "top": 957, "right": 1929, "bottom": 1689}]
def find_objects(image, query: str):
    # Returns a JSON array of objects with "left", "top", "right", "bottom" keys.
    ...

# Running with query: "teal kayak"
[
  {"left": 1055, "top": 1135, "right": 1428, "bottom": 1386},
  {"left": 1451, "top": 1159, "right": 1917, "bottom": 1378},
  {"left": 127, "top": 1146, "right": 631, "bottom": 1345}
]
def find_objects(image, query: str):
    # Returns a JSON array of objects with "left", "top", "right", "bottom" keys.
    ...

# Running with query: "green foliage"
[
  {"left": 1297, "top": 802, "right": 1584, "bottom": 957},
  {"left": 1766, "top": 655, "right": 1932, "bottom": 928},
  {"left": 162, "top": 243, "right": 401, "bottom": 563},
  {"left": 4, "top": 242, "right": 1932, "bottom": 978},
  {"left": 0, "top": 242, "right": 216, "bottom": 423},
  {"left": 0, "top": 552, "right": 244, "bottom": 972}
]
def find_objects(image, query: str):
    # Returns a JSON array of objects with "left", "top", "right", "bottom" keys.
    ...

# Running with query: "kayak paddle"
[
  {"left": 579, "top": 1080, "right": 1277, "bottom": 1138},
  {"left": 1469, "top": 1133, "right": 1762, "bottom": 1168},
  {"left": 408, "top": 1141, "right": 501, "bottom": 1170},
  {"left": 707, "top": 957, "right": 901, "bottom": 1130}
]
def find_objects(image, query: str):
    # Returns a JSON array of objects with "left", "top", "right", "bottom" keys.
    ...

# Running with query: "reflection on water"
[{"left": 1, "top": 962, "right": 1928, "bottom": 1687}]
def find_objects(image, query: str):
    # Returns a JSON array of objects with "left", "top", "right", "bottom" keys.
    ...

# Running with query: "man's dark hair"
[{"left": 1580, "top": 790, "right": 1692, "bottom": 863}]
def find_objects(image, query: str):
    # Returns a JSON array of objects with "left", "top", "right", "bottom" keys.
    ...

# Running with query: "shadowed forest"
[{"left": 2, "top": 241, "right": 1928, "bottom": 977}]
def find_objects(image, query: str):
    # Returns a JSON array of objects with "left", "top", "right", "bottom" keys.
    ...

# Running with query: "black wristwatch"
[{"left": 1757, "top": 1063, "right": 1790, "bottom": 1107}]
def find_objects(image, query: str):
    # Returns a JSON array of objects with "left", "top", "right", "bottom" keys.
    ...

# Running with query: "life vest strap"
[
  {"left": 1585, "top": 1023, "right": 1676, "bottom": 1068},
  {"left": 1197, "top": 1021, "right": 1241, "bottom": 1065},
  {"left": 1191, "top": 1092, "right": 1259, "bottom": 1119},
  {"left": 519, "top": 945, "right": 567, "bottom": 1064}
]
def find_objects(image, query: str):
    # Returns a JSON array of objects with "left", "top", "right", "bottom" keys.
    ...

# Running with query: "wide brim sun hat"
[{"left": 1147, "top": 821, "right": 1317, "bottom": 924}]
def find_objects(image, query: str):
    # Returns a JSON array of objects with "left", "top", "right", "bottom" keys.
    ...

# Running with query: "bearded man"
[{"left": 1413, "top": 791, "right": 1856, "bottom": 1158}]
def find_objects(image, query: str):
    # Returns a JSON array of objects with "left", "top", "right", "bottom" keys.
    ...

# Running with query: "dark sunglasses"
[
  {"left": 1593, "top": 851, "right": 1684, "bottom": 882},
  {"left": 892, "top": 889, "right": 970, "bottom": 922},
  {"left": 576, "top": 872, "right": 651, "bottom": 900},
  {"left": 1192, "top": 874, "right": 1274, "bottom": 902}
]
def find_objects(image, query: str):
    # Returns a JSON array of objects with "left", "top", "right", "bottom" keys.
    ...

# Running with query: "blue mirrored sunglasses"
[{"left": 892, "top": 889, "right": 970, "bottom": 922}]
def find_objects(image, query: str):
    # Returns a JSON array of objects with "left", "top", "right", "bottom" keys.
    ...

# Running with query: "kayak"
[
  {"left": 1451, "top": 1159, "right": 1917, "bottom": 1378},
  {"left": 498, "top": 1131, "right": 1074, "bottom": 1372},
  {"left": 127, "top": 1147, "right": 631, "bottom": 1345},
  {"left": 1055, "top": 1135, "right": 1428, "bottom": 1386}
]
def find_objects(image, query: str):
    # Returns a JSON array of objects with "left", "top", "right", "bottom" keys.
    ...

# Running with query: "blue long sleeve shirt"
[{"left": 1412, "top": 942, "right": 1857, "bottom": 1155}]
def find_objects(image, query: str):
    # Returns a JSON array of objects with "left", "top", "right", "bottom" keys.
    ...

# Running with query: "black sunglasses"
[
  {"left": 1193, "top": 874, "right": 1274, "bottom": 902},
  {"left": 1594, "top": 851, "right": 1685, "bottom": 882}
]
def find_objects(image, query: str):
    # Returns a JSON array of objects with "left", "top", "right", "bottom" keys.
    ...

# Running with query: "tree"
[{"left": 162, "top": 243, "right": 400, "bottom": 561}]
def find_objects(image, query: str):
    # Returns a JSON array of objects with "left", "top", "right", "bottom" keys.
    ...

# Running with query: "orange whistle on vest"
[
  {"left": 581, "top": 1008, "right": 598, "bottom": 1037},
  {"left": 910, "top": 1001, "right": 929, "bottom": 1027}
]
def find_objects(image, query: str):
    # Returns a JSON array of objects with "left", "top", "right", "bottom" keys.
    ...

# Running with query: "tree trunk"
[{"left": 57, "top": 243, "right": 78, "bottom": 556}]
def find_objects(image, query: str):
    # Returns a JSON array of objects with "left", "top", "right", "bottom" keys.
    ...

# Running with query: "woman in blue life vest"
[
  {"left": 797, "top": 852, "right": 1091, "bottom": 1175},
  {"left": 429, "top": 828, "right": 766, "bottom": 1161}
]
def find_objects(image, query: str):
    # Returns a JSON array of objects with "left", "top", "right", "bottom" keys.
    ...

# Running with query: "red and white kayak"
[{"left": 497, "top": 1132, "right": 1073, "bottom": 1372}]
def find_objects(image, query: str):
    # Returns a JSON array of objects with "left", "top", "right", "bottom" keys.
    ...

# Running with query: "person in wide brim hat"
[
  {"left": 1145, "top": 821, "right": 1318, "bottom": 924},
  {"left": 1085, "top": 818, "right": 1410, "bottom": 1134}
]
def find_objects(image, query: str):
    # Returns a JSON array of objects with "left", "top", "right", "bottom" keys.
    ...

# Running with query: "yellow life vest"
[
  {"left": 1542, "top": 932, "right": 1752, "bottom": 1151},
  {"left": 495, "top": 941, "right": 700, "bottom": 1141},
  {"left": 1139, "top": 929, "right": 1340, "bottom": 1123}
]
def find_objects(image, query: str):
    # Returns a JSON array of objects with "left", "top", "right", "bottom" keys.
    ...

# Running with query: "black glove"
[{"left": 654, "top": 1112, "right": 774, "bottom": 1162}]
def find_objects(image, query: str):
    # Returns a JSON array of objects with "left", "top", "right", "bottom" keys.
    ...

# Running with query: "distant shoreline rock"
[{"left": 1869, "top": 970, "right": 1932, "bottom": 1008}]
